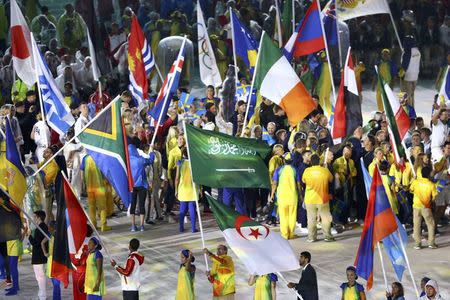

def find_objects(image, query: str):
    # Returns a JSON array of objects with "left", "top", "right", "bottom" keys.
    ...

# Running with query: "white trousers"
[{"left": 33, "top": 264, "right": 47, "bottom": 300}]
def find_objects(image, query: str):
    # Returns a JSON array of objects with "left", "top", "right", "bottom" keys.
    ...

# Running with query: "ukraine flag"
[{"left": 4, "top": 118, "right": 26, "bottom": 207}]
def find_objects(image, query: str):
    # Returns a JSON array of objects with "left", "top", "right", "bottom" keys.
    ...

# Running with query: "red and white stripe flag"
[{"left": 10, "top": 0, "right": 36, "bottom": 87}]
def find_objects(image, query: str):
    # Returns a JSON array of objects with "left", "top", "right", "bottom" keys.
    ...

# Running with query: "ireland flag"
[
  {"left": 207, "top": 195, "right": 299, "bottom": 275},
  {"left": 185, "top": 124, "right": 271, "bottom": 188}
]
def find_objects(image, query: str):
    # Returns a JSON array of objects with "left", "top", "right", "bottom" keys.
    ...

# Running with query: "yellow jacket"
[
  {"left": 333, "top": 156, "right": 357, "bottom": 184},
  {"left": 168, "top": 146, "right": 182, "bottom": 181}
]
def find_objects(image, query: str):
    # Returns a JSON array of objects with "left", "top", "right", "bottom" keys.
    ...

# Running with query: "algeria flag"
[
  {"left": 206, "top": 195, "right": 300, "bottom": 275},
  {"left": 378, "top": 69, "right": 409, "bottom": 164},
  {"left": 253, "top": 32, "right": 316, "bottom": 126}
]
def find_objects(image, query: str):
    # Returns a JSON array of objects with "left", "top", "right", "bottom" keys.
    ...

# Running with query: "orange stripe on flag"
[{"left": 279, "top": 82, "right": 316, "bottom": 126}]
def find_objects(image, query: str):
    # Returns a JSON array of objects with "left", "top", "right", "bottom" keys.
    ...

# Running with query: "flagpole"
[
  {"left": 397, "top": 231, "right": 420, "bottom": 298},
  {"left": 32, "top": 95, "right": 121, "bottom": 177},
  {"left": 229, "top": 7, "right": 240, "bottom": 84},
  {"left": 276, "top": 272, "right": 304, "bottom": 300},
  {"left": 0, "top": 186, "right": 51, "bottom": 241},
  {"left": 402, "top": 140, "right": 416, "bottom": 178},
  {"left": 60, "top": 172, "right": 113, "bottom": 261},
  {"left": 275, "top": 0, "right": 283, "bottom": 47},
  {"left": 241, "top": 31, "right": 265, "bottom": 136},
  {"left": 335, "top": 0, "right": 343, "bottom": 68},
  {"left": 30, "top": 32, "right": 47, "bottom": 124},
  {"left": 385, "top": 0, "right": 403, "bottom": 52},
  {"left": 316, "top": 0, "right": 337, "bottom": 111},
  {"left": 149, "top": 35, "right": 187, "bottom": 148},
  {"left": 376, "top": 242, "right": 390, "bottom": 293},
  {"left": 154, "top": 62, "right": 164, "bottom": 82},
  {"left": 98, "top": 81, "right": 103, "bottom": 102},
  {"left": 292, "top": 0, "right": 295, "bottom": 34},
  {"left": 182, "top": 120, "right": 210, "bottom": 271}
]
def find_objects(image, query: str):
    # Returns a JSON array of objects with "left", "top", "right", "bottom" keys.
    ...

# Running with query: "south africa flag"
[{"left": 206, "top": 195, "right": 299, "bottom": 275}]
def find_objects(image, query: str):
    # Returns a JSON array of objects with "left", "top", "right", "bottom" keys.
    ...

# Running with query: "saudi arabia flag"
[
  {"left": 185, "top": 124, "right": 271, "bottom": 188},
  {"left": 253, "top": 32, "right": 316, "bottom": 126},
  {"left": 207, "top": 195, "right": 300, "bottom": 275}
]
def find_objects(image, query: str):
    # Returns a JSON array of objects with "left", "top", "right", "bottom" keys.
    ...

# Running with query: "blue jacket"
[{"left": 128, "top": 144, "right": 155, "bottom": 189}]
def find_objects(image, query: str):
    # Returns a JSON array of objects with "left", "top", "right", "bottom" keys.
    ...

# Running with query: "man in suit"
[{"left": 287, "top": 251, "right": 318, "bottom": 300}]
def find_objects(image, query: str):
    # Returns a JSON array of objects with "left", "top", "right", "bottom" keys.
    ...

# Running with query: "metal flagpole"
[
  {"left": 154, "top": 62, "right": 164, "bottom": 82},
  {"left": 182, "top": 120, "right": 210, "bottom": 271},
  {"left": 0, "top": 186, "right": 51, "bottom": 241},
  {"left": 377, "top": 242, "right": 390, "bottom": 292},
  {"left": 241, "top": 31, "right": 265, "bottom": 136},
  {"left": 335, "top": 0, "right": 343, "bottom": 68},
  {"left": 229, "top": 7, "right": 240, "bottom": 84},
  {"left": 60, "top": 172, "right": 113, "bottom": 261},
  {"left": 276, "top": 272, "right": 304, "bottom": 300},
  {"left": 316, "top": 0, "right": 337, "bottom": 110},
  {"left": 275, "top": 0, "right": 283, "bottom": 47},
  {"left": 32, "top": 95, "right": 121, "bottom": 177},
  {"left": 385, "top": 0, "right": 403, "bottom": 52},
  {"left": 397, "top": 231, "right": 420, "bottom": 298},
  {"left": 30, "top": 32, "right": 47, "bottom": 124},
  {"left": 149, "top": 36, "right": 187, "bottom": 148}
]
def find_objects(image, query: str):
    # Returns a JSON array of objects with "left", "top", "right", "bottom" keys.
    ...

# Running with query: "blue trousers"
[
  {"left": 51, "top": 278, "right": 61, "bottom": 300},
  {"left": 0, "top": 253, "right": 5, "bottom": 277},
  {"left": 87, "top": 294, "right": 102, "bottom": 300},
  {"left": 9, "top": 256, "right": 19, "bottom": 291},
  {"left": 179, "top": 201, "right": 197, "bottom": 232},
  {"left": 223, "top": 188, "right": 247, "bottom": 215}
]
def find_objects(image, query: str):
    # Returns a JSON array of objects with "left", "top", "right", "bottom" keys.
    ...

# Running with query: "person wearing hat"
[
  {"left": 176, "top": 249, "right": 196, "bottom": 300},
  {"left": 204, "top": 245, "right": 235, "bottom": 299},
  {"left": 84, "top": 237, "right": 105, "bottom": 299},
  {"left": 340, "top": 266, "right": 366, "bottom": 300},
  {"left": 420, "top": 279, "right": 444, "bottom": 300},
  {"left": 111, "top": 239, "right": 144, "bottom": 300},
  {"left": 302, "top": 154, "right": 334, "bottom": 242},
  {"left": 374, "top": 49, "right": 396, "bottom": 111},
  {"left": 270, "top": 152, "right": 301, "bottom": 239}
]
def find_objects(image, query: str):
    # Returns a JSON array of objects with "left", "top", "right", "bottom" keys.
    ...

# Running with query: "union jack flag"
[{"left": 149, "top": 37, "right": 187, "bottom": 125}]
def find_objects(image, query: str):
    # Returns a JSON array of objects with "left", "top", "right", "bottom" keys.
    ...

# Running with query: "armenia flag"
[
  {"left": 355, "top": 165, "right": 398, "bottom": 290},
  {"left": 78, "top": 97, "right": 133, "bottom": 207},
  {"left": 207, "top": 194, "right": 299, "bottom": 275},
  {"left": 4, "top": 118, "right": 27, "bottom": 207},
  {"left": 185, "top": 124, "right": 271, "bottom": 188}
]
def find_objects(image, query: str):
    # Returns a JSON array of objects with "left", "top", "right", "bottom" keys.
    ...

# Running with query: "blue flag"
[
  {"left": 262, "top": 127, "right": 276, "bottom": 146},
  {"left": 178, "top": 92, "right": 195, "bottom": 112},
  {"left": 230, "top": 10, "right": 258, "bottom": 73},
  {"left": 31, "top": 35, "right": 75, "bottom": 136},
  {"left": 360, "top": 159, "right": 407, "bottom": 283}
]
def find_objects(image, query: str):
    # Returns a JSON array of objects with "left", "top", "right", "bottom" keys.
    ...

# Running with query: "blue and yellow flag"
[
  {"left": 231, "top": 10, "right": 258, "bottom": 74},
  {"left": 4, "top": 118, "right": 27, "bottom": 207},
  {"left": 178, "top": 92, "right": 195, "bottom": 112}
]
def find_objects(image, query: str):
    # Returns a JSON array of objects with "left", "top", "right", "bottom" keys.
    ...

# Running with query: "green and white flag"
[
  {"left": 185, "top": 124, "right": 271, "bottom": 188},
  {"left": 207, "top": 195, "right": 300, "bottom": 275}
]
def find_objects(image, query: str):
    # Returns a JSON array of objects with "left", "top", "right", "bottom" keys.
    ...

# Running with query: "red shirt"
[{"left": 89, "top": 91, "right": 112, "bottom": 112}]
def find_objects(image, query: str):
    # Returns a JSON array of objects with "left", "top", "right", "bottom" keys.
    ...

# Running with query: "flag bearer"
[
  {"left": 270, "top": 153, "right": 301, "bottom": 239},
  {"left": 204, "top": 245, "right": 236, "bottom": 300}
]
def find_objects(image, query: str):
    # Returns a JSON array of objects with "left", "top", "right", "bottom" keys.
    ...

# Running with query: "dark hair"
[
  {"left": 392, "top": 282, "right": 404, "bottom": 296},
  {"left": 309, "top": 109, "right": 320, "bottom": 118},
  {"left": 49, "top": 220, "right": 56, "bottom": 228},
  {"left": 89, "top": 237, "right": 102, "bottom": 250},
  {"left": 310, "top": 154, "right": 320, "bottom": 166},
  {"left": 34, "top": 210, "right": 46, "bottom": 222},
  {"left": 129, "top": 238, "right": 140, "bottom": 251},
  {"left": 121, "top": 90, "right": 132, "bottom": 98},
  {"left": 26, "top": 90, "right": 36, "bottom": 97},
  {"left": 379, "top": 160, "right": 390, "bottom": 172},
  {"left": 346, "top": 266, "right": 358, "bottom": 279},
  {"left": 421, "top": 166, "right": 432, "bottom": 179},
  {"left": 41, "top": 6, "right": 49, "bottom": 13},
  {"left": 311, "top": 94, "right": 319, "bottom": 100},
  {"left": 444, "top": 141, "right": 450, "bottom": 148},
  {"left": 421, "top": 277, "right": 431, "bottom": 284},
  {"left": 15, "top": 101, "right": 25, "bottom": 108},
  {"left": 206, "top": 85, "right": 214, "bottom": 90},
  {"left": 86, "top": 224, "right": 93, "bottom": 237},
  {"left": 300, "top": 251, "right": 311, "bottom": 263}
]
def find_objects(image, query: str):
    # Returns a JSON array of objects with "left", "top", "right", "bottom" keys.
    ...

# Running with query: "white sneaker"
[
  {"left": 331, "top": 227, "right": 338, "bottom": 235},
  {"left": 295, "top": 225, "right": 309, "bottom": 236}
]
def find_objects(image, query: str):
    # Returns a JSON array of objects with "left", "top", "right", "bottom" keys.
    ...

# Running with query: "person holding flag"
[{"left": 204, "top": 245, "right": 236, "bottom": 300}]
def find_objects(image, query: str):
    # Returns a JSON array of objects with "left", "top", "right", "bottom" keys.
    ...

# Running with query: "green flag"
[
  {"left": 185, "top": 124, "right": 271, "bottom": 188},
  {"left": 281, "top": 0, "right": 293, "bottom": 42}
]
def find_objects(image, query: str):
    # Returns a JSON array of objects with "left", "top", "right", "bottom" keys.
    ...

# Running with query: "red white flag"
[{"left": 10, "top": 0, "right": 36, "bottom": 87}]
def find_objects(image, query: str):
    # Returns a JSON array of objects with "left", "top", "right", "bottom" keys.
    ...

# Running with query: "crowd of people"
[{"left": 0, "top": 0, "right": 449, "bottom": 299}]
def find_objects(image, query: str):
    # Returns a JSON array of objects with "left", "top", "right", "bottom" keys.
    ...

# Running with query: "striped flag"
[
  {"left": 128, "top": 15, "right": 155, "bottom": 105},
  {"left": 253, "top": 32, "right": 316, "bottom": 126},
  {"left": 178, "top": 92, "right": 195, "bottom": 112},
  {"left": 31, "top": 34, "right": 75, "bottom": 136},
  {"left": 149, "top": 37, "right": 186, "bottom": 123}
]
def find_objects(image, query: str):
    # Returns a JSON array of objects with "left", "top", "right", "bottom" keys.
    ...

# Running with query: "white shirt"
[
  {"left": 74, "top": 114, "right": 90, "bottom": 137},
  {"left": 32, "top": 121, "right": 50, "bottom": 148},
  {"left": 431, "top": 120, "right": 449, "bottom": 148}
]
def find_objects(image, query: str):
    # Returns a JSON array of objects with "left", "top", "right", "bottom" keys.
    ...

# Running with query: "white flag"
[
  {"left": 87, "top": 28, "right": 100, "bottom": 82},
  {"left": 336, "top": 0, "right": 390, "bottom": 21},
  {"left": 197, "top": 1, "right": 222, "bottom": 87}
]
